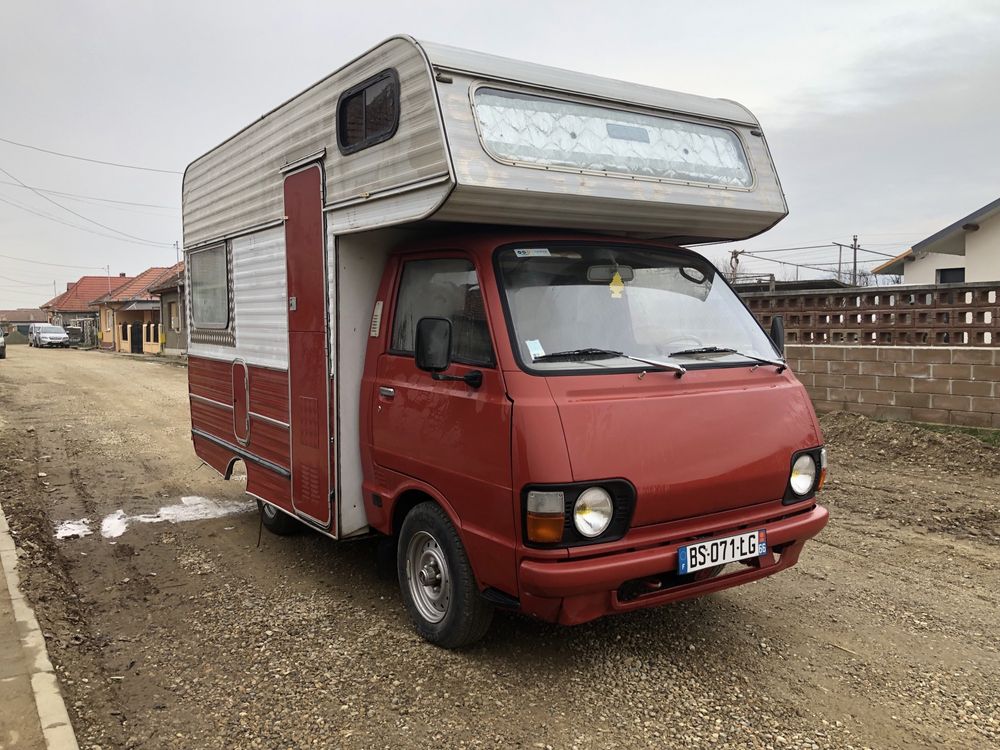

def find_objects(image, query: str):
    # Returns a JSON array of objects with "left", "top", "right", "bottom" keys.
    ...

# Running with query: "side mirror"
[
  {"left": 769, "top": 315, "right": 785, "bottom": 356},
  {"left": 415, "top": 317, "right": 452, "bottom": 373}
]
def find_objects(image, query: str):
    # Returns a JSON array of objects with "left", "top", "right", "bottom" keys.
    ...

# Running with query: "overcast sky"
[{"left": 1, "top": 0, "right": 998, "bottom": 308}]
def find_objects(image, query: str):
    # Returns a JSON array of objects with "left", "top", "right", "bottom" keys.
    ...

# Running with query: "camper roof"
[{"left": 183, "top": 35, "right": 786, "bottom": 249}]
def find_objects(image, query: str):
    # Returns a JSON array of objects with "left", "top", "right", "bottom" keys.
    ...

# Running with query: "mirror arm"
[{"left": 432, "top": 370, "right": 483, "bottom": 389}]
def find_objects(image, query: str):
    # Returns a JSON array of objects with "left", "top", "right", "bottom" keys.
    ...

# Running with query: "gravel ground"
[{"left": 0, "top": 348, "right": 998, "bottom": 749}]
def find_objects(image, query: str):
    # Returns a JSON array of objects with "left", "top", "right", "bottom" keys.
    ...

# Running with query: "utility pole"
[
  {"left": 833, "top": 236, "right": 860, "bottom": 286},
  {"left": 837, "top": 244, "right": 843, "bottom": 282},
  {"left": 174, "top": 240, "right": 180, "bottom": 264},
  {"left": 728, "top": 249, "right": 744, "bottom": 281},
  {"left": 852, "top": 234, "right": 859, "bottom": 286}
]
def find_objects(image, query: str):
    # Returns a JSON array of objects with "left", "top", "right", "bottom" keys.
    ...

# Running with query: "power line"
[
  {"left": 740, "top": 248, "right": 834, "bottom": 255},
  {"left": 0, "top": 165, "right": 173, "bottom": 247},
  {"left": 0, "top": 251, "right": 105, "bottom": 271},
  {"left": 0, "top": 135, "right": 182, "bottom": 175},
  {"left": 0, "top": 194, "right": 171, "bottom": 248},
  {"left": 0, "top": 179, "right": 178, "bottom": 209},
  {"left": 0, "top": 274, "right": 54, "bottom": 287}
]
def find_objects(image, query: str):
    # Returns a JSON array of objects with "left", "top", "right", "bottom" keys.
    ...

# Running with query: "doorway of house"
[{"left": 130, "top": 322, "right": 143, "bottom": 353}]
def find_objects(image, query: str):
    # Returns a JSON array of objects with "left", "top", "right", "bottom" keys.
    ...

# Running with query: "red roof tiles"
[
  {"left": 91, "top": 262, "right": 183, "bottom": 304},
  {"left": 43, "top": 276, "right": 134, "bottom": 313}
]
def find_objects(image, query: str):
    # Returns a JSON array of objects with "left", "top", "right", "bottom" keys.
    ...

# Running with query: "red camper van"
[{"left": 183, "top": 36, "right": 829, "bottom": 647}]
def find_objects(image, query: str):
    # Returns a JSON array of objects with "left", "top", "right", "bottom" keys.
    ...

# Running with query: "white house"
[{"left": 874, "top": 197, "right": 1000, "bottom": 283}]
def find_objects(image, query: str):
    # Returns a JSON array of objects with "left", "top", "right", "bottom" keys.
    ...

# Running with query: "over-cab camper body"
[{"left": 183, "top": 36, "right": 828, "bottom": 647}]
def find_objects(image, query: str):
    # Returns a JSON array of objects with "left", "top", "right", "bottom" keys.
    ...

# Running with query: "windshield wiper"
[
  {"left": 668, "top": 346, "right": 786, "bottom": 373},
  {"left": 532, "top": 348, "right": 686, "bottom": 377}
]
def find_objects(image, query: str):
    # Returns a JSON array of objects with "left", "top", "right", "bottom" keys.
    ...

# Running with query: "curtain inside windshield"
[{"left": 497, "top": 245, "right": 778, "bottom": 371}]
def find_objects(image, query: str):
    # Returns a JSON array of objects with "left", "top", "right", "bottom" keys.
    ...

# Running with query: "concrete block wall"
[{"left": 786, "top": 345, "right": 1000, "bottom": 429}]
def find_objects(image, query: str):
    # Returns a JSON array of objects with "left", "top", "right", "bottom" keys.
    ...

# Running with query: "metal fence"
[{"left": 740, "top": 281, "right": 1000, "bottom": 347}]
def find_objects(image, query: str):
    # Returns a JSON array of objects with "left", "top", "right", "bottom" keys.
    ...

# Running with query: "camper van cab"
[{"left": 183, "top": 36, "right": 829, "bottom": 647}]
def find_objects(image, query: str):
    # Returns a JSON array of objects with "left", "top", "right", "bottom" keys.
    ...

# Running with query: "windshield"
[
  {"left": 40, "top": 325, "right": 65, "bottom": 334},
  {"left": 496, "top": 243, "right": 780, "bottom": 372}
]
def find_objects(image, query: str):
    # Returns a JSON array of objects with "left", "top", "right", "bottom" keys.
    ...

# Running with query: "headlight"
[
  {"left": 573, "top": 487, "right": 613, "bottom": 538},
  {"left": 789, "top": 454, "right": 817, "bottom": 496}
]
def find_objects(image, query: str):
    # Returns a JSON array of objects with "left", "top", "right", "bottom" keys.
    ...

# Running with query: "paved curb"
[{"left": 0, "top": 503, "right": 80, "bottom": 750}]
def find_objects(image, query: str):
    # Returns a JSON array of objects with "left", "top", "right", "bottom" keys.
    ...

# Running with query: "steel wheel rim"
[{"left": 406, "top": 530, "right": 451, "bottom": 624}]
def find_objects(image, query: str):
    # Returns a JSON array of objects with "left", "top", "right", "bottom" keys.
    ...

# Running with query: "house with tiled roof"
[
  {"left": 148, "top": 262, "right": 186, "bottom": 356},
  {"left": 41, "top": 274, "right": 133, "bottom": 347},
  {"left": 91, "top": 263, "right": 182, "bottom": 354}
]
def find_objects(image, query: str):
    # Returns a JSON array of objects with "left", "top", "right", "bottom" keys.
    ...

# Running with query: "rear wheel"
[
  {"left": 257, "top": 499, "right": 302, "bottom": 535},
  {"left": 397, "top": 502, "right": 493, "bottom": 648}
]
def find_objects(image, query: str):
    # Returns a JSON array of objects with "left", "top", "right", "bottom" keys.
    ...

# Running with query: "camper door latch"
[{"left": 288, "top": 296, "right": 297, "bottom": 311}]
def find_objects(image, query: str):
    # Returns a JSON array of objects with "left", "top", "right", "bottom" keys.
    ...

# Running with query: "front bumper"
[{"left": 517, "top": 503, "right": 828, "bottom": 625}]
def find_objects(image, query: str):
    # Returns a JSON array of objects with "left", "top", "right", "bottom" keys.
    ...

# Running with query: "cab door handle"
[{"left": 378, "top": 386, "right": 395, "bottom": 399}]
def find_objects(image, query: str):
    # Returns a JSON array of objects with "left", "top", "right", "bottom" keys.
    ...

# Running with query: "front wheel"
[
  {"left": 397, "top": 502, "right": 493, "bottom": 648},
  {"left": 256, "top": 499, "right": 301, "bottom": 535}
]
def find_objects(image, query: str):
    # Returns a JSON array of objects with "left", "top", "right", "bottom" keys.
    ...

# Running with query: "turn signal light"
[
  {"left": 817, "top": 447, "right": 828, "bottom": 491},
  {"left": 527, "top": 512, "right": 564, "bottom": 543},
  {"left": 526, "top": 490, "right": 564, "bottom": 544}
]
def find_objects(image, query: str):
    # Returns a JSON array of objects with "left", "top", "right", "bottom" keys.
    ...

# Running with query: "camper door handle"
[{"left": 378, "top": 386, "right": 395, "bottom": 399}]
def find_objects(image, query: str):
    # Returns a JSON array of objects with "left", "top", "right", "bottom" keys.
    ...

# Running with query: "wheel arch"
[{"left": 389, "top": 483, "right": 463, "bottom": 539}]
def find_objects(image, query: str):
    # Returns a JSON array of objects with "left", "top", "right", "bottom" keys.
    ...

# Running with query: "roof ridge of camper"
[{"left": 182, "top": 35, "right": 786, "bottom": 251}]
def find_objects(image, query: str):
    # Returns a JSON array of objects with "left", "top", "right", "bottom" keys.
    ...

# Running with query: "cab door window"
[{"left": 390, "top": 258, "right": 494, "bottom": 366}]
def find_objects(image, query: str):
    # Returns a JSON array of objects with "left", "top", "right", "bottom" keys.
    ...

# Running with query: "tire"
[
  {"left": 256, "top": 499, "right": 302, "bottom": 535},
  {"left": 397, "top": 502, "right": 493, "bottom": 648}
]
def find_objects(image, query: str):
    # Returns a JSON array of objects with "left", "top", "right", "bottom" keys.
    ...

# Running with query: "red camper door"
[{"left": 283, "top": 165, "right": 333, "bottom": 530}]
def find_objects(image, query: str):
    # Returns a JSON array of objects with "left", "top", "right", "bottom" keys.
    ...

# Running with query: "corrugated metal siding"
[
  {"left": 231, "top": 228, "right": 288, "bottom": 369},
  {"left": 183, "top": 37, "right": 450, "bottom": 247}
]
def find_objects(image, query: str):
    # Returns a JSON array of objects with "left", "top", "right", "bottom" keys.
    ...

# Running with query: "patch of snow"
[
  {"left": 101, "top": 510, "right": 129, "bottom": 539},
  {"left": 55, "top": 520, "right": 92, "bottom": 539},
  {"left": 133, "top": 496, "right": 250, "bottom": 526},
  {"left": 56, "top": 497, "right": 253, "bottom": 541}
]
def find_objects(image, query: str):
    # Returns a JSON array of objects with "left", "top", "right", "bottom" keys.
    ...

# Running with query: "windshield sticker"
[
  {"left": 609, "top": 271, "right": 626, "bottom": 298},
  {"left": 513, "top": 248, "right": 551, "bottom": 258},
  {"left": 525, "top": 339, "right": 545, "bottom": 359}
]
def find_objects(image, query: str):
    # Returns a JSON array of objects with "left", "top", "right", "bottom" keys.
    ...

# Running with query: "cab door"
[{"left": 371, "top": 255, "right": 516, "bottom": 592}]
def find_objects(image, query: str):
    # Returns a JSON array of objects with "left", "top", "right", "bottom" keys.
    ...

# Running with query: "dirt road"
[{"left": 1, "top": 347, "right": 998, "bottom": 749}]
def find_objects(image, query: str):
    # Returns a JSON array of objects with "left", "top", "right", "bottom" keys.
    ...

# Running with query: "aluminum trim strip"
[{"left": 191, "top": 428, "right": 291, "bottom": 478}]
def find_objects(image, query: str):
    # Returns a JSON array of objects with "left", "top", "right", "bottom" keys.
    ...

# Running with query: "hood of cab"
[{"left": 544, "top": 371, "right": 821, "bottom": 526}]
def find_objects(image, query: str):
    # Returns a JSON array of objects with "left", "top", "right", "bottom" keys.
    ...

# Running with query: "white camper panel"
[
  {"left": 183, "top": 37, "right": 451, "bottom": 249},
  {"left": 329, "top": 227, "right": 403, "bottom": 537},
  {"left": 186, "top": 228, "right": 288, "bottom": 369}
]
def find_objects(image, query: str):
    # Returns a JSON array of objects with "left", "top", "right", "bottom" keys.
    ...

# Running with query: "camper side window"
[
  {"left": 189, "top": 244, "right": 229, "bottom": 329},
  {"left": 391, "top": 259, "right": 494, "bottom": 367},
  {"left": 337, "top": 69, "right": 400, "bottom": 154}
]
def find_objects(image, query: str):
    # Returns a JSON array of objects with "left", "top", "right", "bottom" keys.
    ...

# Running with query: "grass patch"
[{"left": 914, "top": 422, "right": 1000, "bottom": 449}]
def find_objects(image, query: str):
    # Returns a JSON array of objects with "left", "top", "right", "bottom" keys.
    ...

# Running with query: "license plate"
[{"left": 678, "top": 529, "right": 767, "bottom": 575}]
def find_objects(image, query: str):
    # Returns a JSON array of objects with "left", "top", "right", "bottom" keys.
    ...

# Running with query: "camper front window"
[
  {"left": 497, "top": 244, "right": 778, "bottom": 373},
  {"left": 190, "top": 244, "right": 228, "bottom": 329},
  {"left": 474, "top": 88, "right": 753, "bottom": 188}
]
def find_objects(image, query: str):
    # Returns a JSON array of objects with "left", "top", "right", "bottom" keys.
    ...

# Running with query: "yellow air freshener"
[{"left": 609, "top": 271, "right": 625, "bottom": 298}]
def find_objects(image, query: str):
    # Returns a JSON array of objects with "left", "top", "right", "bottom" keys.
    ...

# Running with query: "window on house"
[
  {"left": 337, "top": 69, "right": 400, "bottom": 154},
  {"left": 104, "top": 309, "right": 113, "bottom": 330},
  {"left": 390, "top": 258, "right": 494, "bottom": 366},
  {"left": 168, "top": 301, "right": 180, "bottom": 332},
  {"left": 189, "top": 244, "right": 229, "bottom": 328},
  {"left": 937, "top": 267, "right": 965, "bottom": 284}
]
